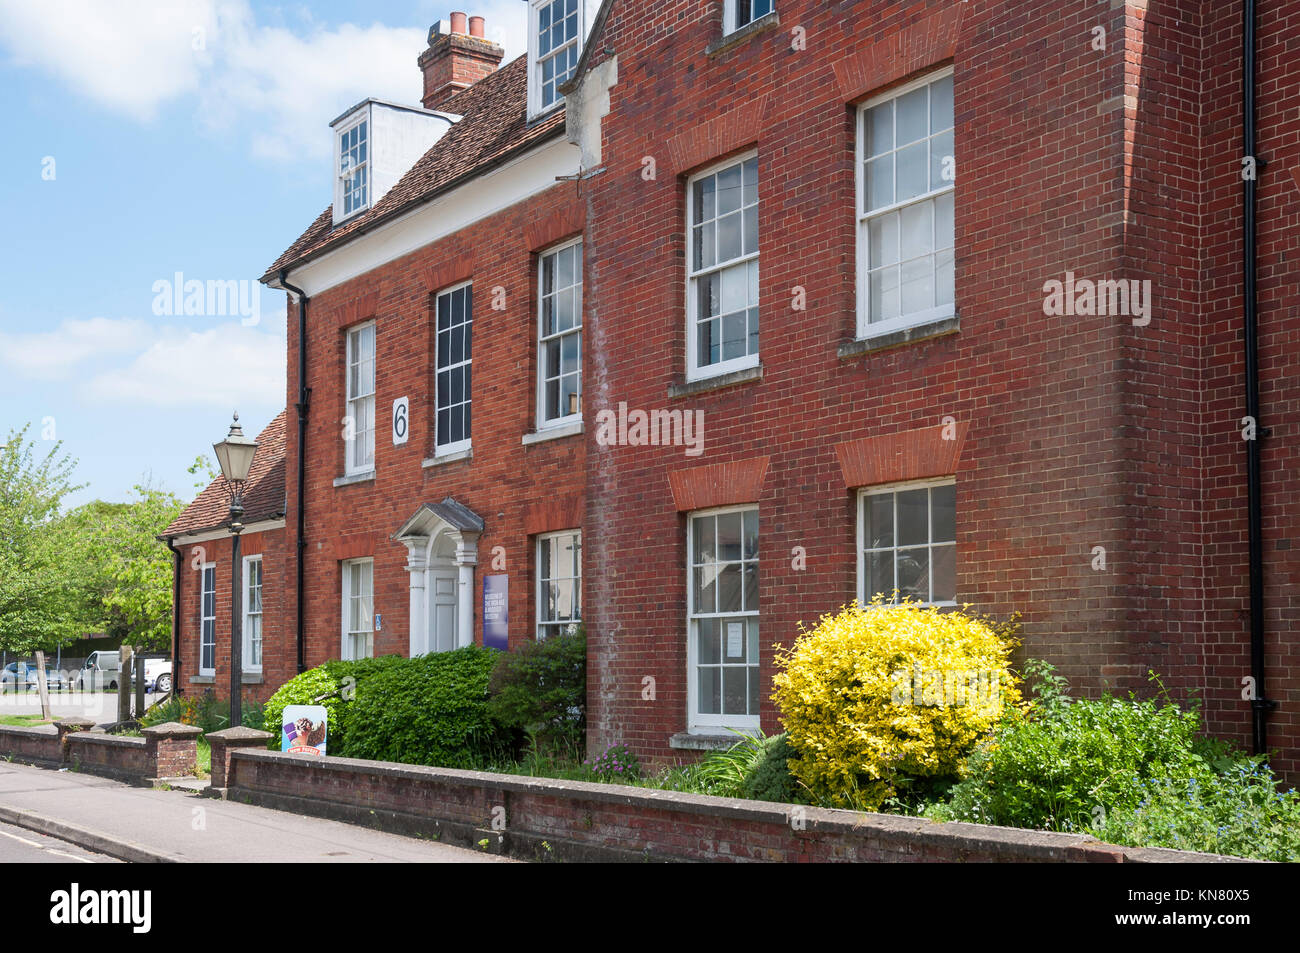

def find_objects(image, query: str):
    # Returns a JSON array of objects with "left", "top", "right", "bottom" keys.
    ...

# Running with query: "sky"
[{"left": 0, "top": 0, "right": 527, "bottom": 508}]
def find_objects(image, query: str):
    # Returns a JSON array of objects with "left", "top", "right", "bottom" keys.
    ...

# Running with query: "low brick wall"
[
  {"left": 0, "top": 721, "right": 199, "bottom": 785},
  {"left": 0, "top": 725, "right": 62, "bottom": 767},
  {"left": 223, "top": 749, "right": 1243, "bottom": 863}
]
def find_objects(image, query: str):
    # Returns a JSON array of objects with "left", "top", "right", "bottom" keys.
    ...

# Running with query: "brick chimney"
[{"left": 418, "top": 12, "right": 505, "bottom": 111}]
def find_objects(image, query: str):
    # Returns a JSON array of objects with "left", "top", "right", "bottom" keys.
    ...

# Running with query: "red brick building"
[{"left": 172, "top": 1, "right": 1298, "bottom": 775}]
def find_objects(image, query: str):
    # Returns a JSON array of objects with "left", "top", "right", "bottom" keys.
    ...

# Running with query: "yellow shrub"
[{"left": 772, "top": 598, "right": 1021, "bottom": 810}]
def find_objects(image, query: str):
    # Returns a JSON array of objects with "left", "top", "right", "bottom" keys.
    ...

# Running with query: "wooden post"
[
  {"left": 118, "top": 645, "right": 132, "bottom": 723},
  {"left": 134, "top": 652, "right": 146, "bottom": 719},
  {"left": 33, "top": 650, "right": 51, "bottom": 722}
]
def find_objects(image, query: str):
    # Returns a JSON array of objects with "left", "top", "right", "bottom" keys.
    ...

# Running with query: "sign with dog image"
[{"left": 281, "top": 704, "right": 328, "bottom": 755}]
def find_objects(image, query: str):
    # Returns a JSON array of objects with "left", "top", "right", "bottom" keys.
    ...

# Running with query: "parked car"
[
  {"left": 0, "top": 662, "right": 66, "bottom": 692},
  {"left": 73, "top": 652, "right": 171, "bottom": 693},
  {"left": 72, "top": 651, "right": 121, "bottom": 691},
  {"left": 145, "top": 659, "right": 172, "bottom": 695}
]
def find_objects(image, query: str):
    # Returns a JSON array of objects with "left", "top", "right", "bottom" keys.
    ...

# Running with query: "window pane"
[
  {"left": 867, "top": 550, "right": 894, "bottom": 601},
  {"left": 895, "top": 141, "right": 928, "bottom": 202},
  {"left": 930, "top": 129, "right": 954, "bottom": 190},
  {"left": 897, "top": 489, "right": 928, "bottom": 546},
  {"left": 931, "top": 483, "right": 956, "bottom": 542},
  {"left": 896, "top": 86, "right": 929, "bottom": 144},
  {"left": 866, "top": 102, "right": 893, "bottom": 156},
  {"left": 897, "top": 547, "right": 929, "bottom": 602},
  {"left": 930, "top": 74, "right": 954, "bottom": 130},
  {"left": 900, "top": 200, "right": 933, "bottom": 260},
  {"left": 865, "top": 155, "right": 893, "bottom": 211},
  {"left": 932, "top": 544, "right": 957, "bottom": 603},
  {"left": 717, "top": 562, "right": 743, "bottom": 613},
  {"left": 869, "top": 212, "right": 899, "bottom": 269},
  {"left": 698, "top": 618, "right": 720, "bottom": 664},
  {"left": 694, "top": 564, "right": 716, "bottom": 614},
  {"left": 723, "top": 666, "right": 747, "bottom": 715},
  {"left": 900, "top": 256, "right": 935, "bottom": 314},
  {"left": 716, "top": 512, "right": 743, "bottom": 561},
  {"left": 699, "top": 664, "right": 720, "bottom": 715},
  {"left": 866, "top": 493, "right": 893, "bottom": 548},
  {"left": 693, "top": 515, "right": 715, "bottom": 563}
]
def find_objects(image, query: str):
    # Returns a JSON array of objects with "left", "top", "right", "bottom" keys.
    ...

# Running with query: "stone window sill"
[
  {"left": 422, "top": 447, "right": 472, "bottom": 468},
  {"left": 706, "top": 12, "right": 780, "bottom": 57},
  {"left": 668, "top": 364, "right": 763, "bottom": 400},
  {"left": 522, "top": 420, "right": 583, "bottom": 445},
  {"left": 838, "top": 313, "right": 960, "bottom": 359},
  {"left": 669, "top": 731, "right": 745, "bottom": 752},
  {"left": 189, "top": 675, "right": 215, "bottom": 685},
  {"left": 333, "top": 470, "right": 375, "bottom": 488}
]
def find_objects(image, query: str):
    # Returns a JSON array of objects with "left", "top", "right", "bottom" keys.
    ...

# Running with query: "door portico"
[{"left": 393, "top": 498, "right": 484, "bottom": 657}]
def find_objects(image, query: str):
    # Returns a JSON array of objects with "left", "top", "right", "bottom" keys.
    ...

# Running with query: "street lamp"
[{"left": 214, "top": 412, "right": 258, "bottom": 728}]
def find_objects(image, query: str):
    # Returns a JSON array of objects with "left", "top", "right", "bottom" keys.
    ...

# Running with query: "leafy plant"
[
  {"left": 262, "top": 655, "right": 405, "bottom": 751},
  {"left": 487, "top": 623, "right": 585, "bottom": 756},
  {"left": 772, "top": 598, "right": 1021, "bottom": 810},
  {"left": 585, "top": 743, "right": 640, "bottom": 781},
  {"left": 340, "top": 647, "right": 508, "bottom": 768},
  {"left": 1096, "top": 759, "right": 1300, "bottom": 862},
  {"left": 930, "top": 663, "right": 1210, "bottom": 831}
]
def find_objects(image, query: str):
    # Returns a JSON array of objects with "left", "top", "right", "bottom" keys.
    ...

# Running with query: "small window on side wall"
[
  {"left": 859, "top": 479, "right": 956, "bottom": 607},
  {"left": 538, "top": 239, "right": 583, "bottom": 427},
  {"left": 725, "top": 0, "right": 774, "bottom": 35}
]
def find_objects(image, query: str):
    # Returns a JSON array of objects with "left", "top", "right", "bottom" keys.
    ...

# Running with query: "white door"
[{"left": 429, "top": 571, "right": 459, "bottom": 653}]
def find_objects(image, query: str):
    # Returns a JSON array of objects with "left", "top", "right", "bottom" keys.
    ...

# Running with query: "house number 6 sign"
[{"left": 392, "top": 397, "right": 409, "bottom": 445}]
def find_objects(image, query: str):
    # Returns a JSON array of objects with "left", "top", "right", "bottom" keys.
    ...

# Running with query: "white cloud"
[
  {"left": 0, "top": 317, "right": 156, "bottom": 380},
  {"left": 0, "top": 316, "right": 284, "bottom": 408},
  {"left": 0, "top": 0, "right": 529, "bottom": 160},
  {"left": 85, "top": 322, "right": 285, "bottom": 408}
]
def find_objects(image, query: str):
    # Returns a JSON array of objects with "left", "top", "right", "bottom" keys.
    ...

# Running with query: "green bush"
[
  {"left": 141, "top": 691, "right": 262, "bottom": 734},
  {"left": 740, "top": 733, "right": 801, "bottom": 803},
  {"left": 1096, "top": 760, "right": 1300, "bottom": 862},
  {"left": 930, "top": 662, "right": 1209, "bottom": 831},
  {"left": 262, "top": 655, "right": 404, "bottom": 751},
  {"left": 340, "top": 647, "right": 506, "bottom": 768},
  {"left": 487, "top": 624, "right": 585, "bottom": 755}
]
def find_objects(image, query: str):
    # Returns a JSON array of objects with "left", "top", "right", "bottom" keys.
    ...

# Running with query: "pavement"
[
  {"left": 0, "top": 690, "right": 163, "bottom": 720},
  {"left": 0, "top": 762, "right": 514, "bottom": 863}
]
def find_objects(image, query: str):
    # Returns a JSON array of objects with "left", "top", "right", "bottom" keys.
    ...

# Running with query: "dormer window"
[
  {"left": 337, "top": 115, "right": 369, "bottom": 219},
  {"left": 529, "top": 0, "right": 583, "bottom": 117},
  {"left": 725, "top": 0, "right": 774, "bottom": 35}
]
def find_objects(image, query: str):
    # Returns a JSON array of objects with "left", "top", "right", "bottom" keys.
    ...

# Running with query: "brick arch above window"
[
  {"left": 524, "top": 204, "right": 585, "bottom": 252},
  {"left": 332, "top": 290, "right": 380, "bottom": 327},
  {"left": 523, "top": 494, "right": 584, "bottom": 536},
  {"left": 665, "top": 95, "right": 772, "bottom": 176},
  {"left": 835, "top": 422, "right": 968, "bottom": 489},
  {"left": 832, "top": 6, "right": 965, "bottom": 104},
  {"left": 424, "top": 256, "right": 475, "bottom": 293},
  {"left": 668, "top": 456, "right": 769, "bottom": 512}
]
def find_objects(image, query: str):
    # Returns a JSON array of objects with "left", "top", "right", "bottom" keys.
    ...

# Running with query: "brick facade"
[{"left": 170, "top": 1, "right": 1299, "bottom": 777}]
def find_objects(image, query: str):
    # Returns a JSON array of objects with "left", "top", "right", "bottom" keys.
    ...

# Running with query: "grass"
[
  {"left": 0, "top": 714, "right": 50, "bottom": 727},
  {"left": 196, "top": 736, "right": 211, "bottom": 779}
]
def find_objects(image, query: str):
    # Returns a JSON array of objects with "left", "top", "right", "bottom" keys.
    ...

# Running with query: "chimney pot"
[{"left": 418, "top": 13, "right": 505, "bottom": 111}]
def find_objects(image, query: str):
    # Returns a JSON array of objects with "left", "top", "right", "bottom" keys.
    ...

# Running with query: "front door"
[{"left": 429, "top": 571, "right": 459, "bottom": 653}]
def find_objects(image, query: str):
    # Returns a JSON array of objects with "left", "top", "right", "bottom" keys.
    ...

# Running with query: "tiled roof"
[
  {"left": 261, "top": 55, "right": 566, "bottom": 282},
  {"left": 162, "top": 411, "right": 288, "bottom": 539}
]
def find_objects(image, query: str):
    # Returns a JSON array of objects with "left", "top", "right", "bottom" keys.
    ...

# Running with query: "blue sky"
[{"left": 0, "top": 0, "right": 526, "bottom": 507}]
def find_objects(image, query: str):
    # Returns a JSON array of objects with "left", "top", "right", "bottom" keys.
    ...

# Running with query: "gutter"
[{"left": 1241, "top": 0, "right": 1275, "bottom": 755}]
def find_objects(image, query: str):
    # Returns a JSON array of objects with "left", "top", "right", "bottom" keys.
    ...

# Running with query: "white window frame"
[
  {"left": 537, "top": 238, "right": 583, "bottom": 429},
  {"left": 242, "top": 555, "right": 263, "bottom": 672},
  {"left": 723, "top": 0, "right": 775, "bottom": 35},
  {"left": 686, "top": 504, "right": 761, "bottom": 731},
  {"left": 341, "top": 558, "right": 374, "bottom": 661},
  {"left": 344, "top": 320, "right": 376, "bottom": 476},
  {"left": 857, "top": 477, "right": 957, "bottom": 608},
  {"left": 855, "top": 67, "right": 956, "bottom": 340},
  {"left": 434, "top": 281, "right": 473, "bottom": 457},
  {"left": 685, "top": 151, "right": 761, "bottom": 382},
  {"left": 198, "top": 562, "right": 216, "bottom": 677},
  {"left": 528, "top": 0, "right": 585, "bottom": 119},
  {"left": 334, "top": 110, "right": 370, "bottom": 221},
  {"left": 536, "top": 530, "right": 582, "bottom": 639}
]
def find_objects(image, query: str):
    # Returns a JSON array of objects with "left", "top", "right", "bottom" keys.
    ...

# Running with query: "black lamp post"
[{"left": 213, "top": 413, "right": 258, "bottom": 728}]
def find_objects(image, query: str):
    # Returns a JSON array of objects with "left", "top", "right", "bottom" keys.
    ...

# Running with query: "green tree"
[
  {"left": 0, "top": 425, "right": 89, "bottom": 653},
  {"left": 66, "top": 485, "right": 185, "bottom": 652}
]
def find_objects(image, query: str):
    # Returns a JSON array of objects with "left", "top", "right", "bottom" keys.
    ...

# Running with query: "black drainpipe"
[
  {"left": 281, "top": 269, "right": 310, "bottom": 676},
  {"left": 165, "top": 537, "right": 182, "bottom": 694},
  {"left": 1242, "top": 0, "right": 1274, "bottom": 755}
]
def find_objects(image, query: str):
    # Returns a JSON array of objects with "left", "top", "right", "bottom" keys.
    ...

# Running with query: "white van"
[{"left": 73, "top": 651, "right": 122, "bottom": 691}]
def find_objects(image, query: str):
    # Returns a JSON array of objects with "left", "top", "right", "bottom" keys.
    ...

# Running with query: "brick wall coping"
[
  {"left": 228, "top": 749, "right": 1246, "bottom": 863},
  {"left": 69, "top": 732, "right": 147, "bottom": 749},
  {"left": 141, "top": 722, "right": 203, "bottom": 740},
  {"left": 0, "top": 724, "right": 57, "bottom": 738}
]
